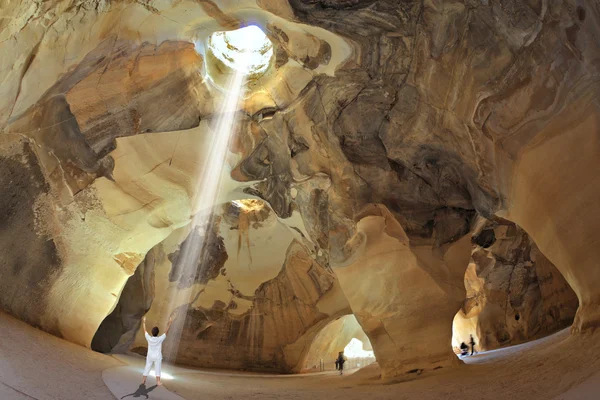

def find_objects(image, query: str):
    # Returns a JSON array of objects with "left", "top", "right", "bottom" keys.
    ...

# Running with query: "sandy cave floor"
[{"left": 1, "top": 311, "right": 600, "bottom": 400}]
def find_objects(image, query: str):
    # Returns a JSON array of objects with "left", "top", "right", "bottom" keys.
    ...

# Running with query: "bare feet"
[
  {"left": 157, "top": 377, "right": 162, "bottom": 386},
  {"left": 141, "top": 377, "right": 147, "bottom": 384}
]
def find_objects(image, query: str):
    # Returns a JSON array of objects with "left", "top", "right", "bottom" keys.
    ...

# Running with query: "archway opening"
[
  {"left": 451, "top": 221, "right": 578, "bottom": 358},
  {"left": 342, "top": 337, "right": 376, "bottom": 370},
  {"left": 302, "top": 315, "right": 376, "bottom": 373}
]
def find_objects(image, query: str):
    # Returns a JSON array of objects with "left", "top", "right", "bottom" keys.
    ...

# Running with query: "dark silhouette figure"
[
  {"left": 459, "top": 342, "right": 469, "bottom": 356},
  {"left": 469, "top": 334, "right": 476, "bottom": 356},
  {"left": 336, "top": 352, "right": 346, "bottom": 375},
  {"left": 335, "top": 358, "right": 339, "bottom": 370},
  {"left": 121, "top": 384, "right": 157, "bottom": 399}
]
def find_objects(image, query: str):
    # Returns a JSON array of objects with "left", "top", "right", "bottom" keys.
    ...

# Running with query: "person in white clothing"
[{"left": 141, "top": 314, "right": 174, "bottom": 386}]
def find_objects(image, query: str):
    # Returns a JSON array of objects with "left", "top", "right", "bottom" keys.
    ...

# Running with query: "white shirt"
[{"left": 145, "top": 332, "right": 166, "bottom": 361}]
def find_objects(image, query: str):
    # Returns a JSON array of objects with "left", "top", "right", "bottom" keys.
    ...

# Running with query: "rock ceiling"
[{"left": 0, "top": 0, "right": 599, "bottom": 379}]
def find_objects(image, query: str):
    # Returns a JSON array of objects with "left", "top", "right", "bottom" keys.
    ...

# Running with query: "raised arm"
[
  {"left": 142, "top": 316, "right": 148, "bottom": 334},
  {"left": 165, "top": 314, "right": 175, "bottom": 336}
]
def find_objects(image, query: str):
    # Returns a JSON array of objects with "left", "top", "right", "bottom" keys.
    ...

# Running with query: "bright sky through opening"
[
  {"left": 209, "top": 25, "right": 273, "bottom": 75},
  {"left": 344, "top": 338, "right": 375, "bottom": 359}
]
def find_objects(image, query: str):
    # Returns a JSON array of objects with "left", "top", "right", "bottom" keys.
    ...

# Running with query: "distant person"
[
  {"left": 335, "top": 358, "right": 339, "bottom": 370},
  {"left": 459, "top": 342, "right": 469, "bottom": 356},
  {"left": 336, "top": 352, "right": 346, "bottom": 375},
  {"left": 141, "top": 314, "right": 175, "bottom": 386},
  {"left": 469, "top": 334, "right": 476, "bottom": 356}
]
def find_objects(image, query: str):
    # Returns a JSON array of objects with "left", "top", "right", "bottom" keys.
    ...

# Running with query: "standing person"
[
  {"left": 469, "top": 334, "right": 476, "bottom": 356},
  {"left": 460, "top": 341, "right": 469, "bottom": 356},
  {"left": 336, "top": 352, "right": 346, "bottom": 375},
  {"left": 141, "top": 314, "right": 175, "bottom": 386}
]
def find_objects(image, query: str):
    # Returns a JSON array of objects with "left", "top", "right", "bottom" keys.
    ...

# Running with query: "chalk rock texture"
[
  {"left": 453, "top": 222, "right": 578, "bottom": 351},
  {"left": 0, "top": 0, "right": 599, "bottom": 380},
  {"left": 0, "top": 135, "right": 62, "bottom": 335}
]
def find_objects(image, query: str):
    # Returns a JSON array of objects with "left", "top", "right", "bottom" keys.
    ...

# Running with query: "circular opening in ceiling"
[{"left": 206, "top": 25, "right": 274, "bottom": 87}]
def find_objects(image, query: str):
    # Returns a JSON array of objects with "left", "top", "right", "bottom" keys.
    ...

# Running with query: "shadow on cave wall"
[{"left": 91, "top": 246, "right": 157, "bottom": 353}]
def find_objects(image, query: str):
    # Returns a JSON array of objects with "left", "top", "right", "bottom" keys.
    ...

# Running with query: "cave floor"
[
  {"left": 1, "top": 310, "right": 600, "bottom": 400},
  {"left": 0, "top": 311, "right": 120, "bottom": 400}
]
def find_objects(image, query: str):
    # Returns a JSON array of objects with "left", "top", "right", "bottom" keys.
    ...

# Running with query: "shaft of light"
[{"left": 162, "top": 59, "right": 248, "bottom": 362}]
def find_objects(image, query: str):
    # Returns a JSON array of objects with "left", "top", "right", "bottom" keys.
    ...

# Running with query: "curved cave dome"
[{"left": 205, "top": 25, "right": 274, "bottom": 89}]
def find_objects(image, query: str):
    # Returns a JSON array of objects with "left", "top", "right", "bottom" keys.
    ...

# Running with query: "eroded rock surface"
[{"left": 0, "top": 135, "right": 61, "bottom": 335}]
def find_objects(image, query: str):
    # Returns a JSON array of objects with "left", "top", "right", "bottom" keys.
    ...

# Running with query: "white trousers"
[{"left": 143, "top": 358, "right": 162, "bottom": 377}]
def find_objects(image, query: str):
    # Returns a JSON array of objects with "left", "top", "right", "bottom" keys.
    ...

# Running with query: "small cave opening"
[
  {"left": 204, "top": 25, "right": 274, "bottom": 90},
  {"left": 301, "top": 315, "right": 376, "bottom": 373}
]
